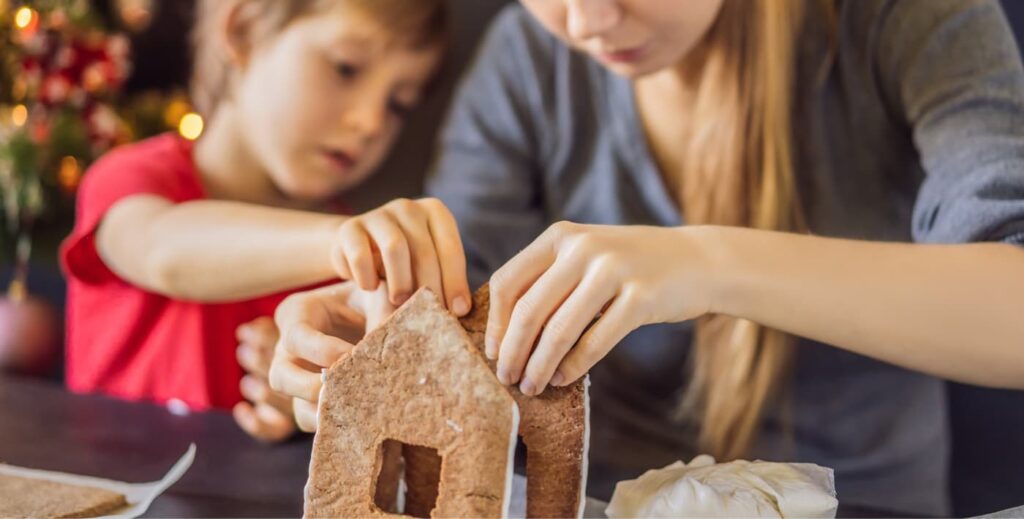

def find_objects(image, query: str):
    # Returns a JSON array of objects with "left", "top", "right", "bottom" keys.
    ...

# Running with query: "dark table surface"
[
  {"left": 0, "top": 375, "right": 915, "bottom": 518},
  {"left": 0, "top": 375, "right": 310, "bottom": 517}
]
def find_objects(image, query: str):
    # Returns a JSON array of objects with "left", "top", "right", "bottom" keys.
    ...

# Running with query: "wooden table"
[
  {"left": 0, "top": 375, "right": 917, "bottom": 518},
  {"left": 0, "top": 375, "right": 310, "bottom": 517}
]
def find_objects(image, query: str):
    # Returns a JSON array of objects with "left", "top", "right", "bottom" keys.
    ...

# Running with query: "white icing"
[
  {"left": 605, "top": 455, "right": 838, "bottom": 519},
  {"left": 446, "top": 418, "right": 463, "bottom": 433},
  {"left": 576, "top": 375, "right": 591, "bottom": 519},
  {"left": 502, "top": 402, "right": 521, "bottom": 519},
  {"left": 302, "top": 374, "right": 330, "bottom": 516}
]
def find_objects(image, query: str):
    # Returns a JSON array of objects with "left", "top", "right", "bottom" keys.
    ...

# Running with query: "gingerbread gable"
[
  {"left": 305, "top": 289, "right": 519, "bottom": 518},
  {"left": 307, "top": 286, "right": 590, "bottom": 518}
]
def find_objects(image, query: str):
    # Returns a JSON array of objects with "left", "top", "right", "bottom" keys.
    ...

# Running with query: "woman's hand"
[
  {"left": 331, "top": 198, "right": 470, "bottom": 315},
  {"left": 232, "top": 316, "right": 296, "bottom": 443},
  {"left": 488, "top": 222, "right": 717, "bottom": 396},
  {"left": 268, "top": 282, "right": 396, "bottom": 432}
]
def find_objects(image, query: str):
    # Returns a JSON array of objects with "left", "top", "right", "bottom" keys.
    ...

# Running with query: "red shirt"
[{"left": 61, "top": 133, "right": 339, "bottom": 411}]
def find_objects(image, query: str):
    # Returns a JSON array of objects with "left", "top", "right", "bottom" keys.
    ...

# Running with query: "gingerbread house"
[{"left": 305, "top": 287, "right": 589, "bottom": 518}]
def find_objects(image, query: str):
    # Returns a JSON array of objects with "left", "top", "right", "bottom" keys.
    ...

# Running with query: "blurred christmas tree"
[
  {"left": 0, "top": 0, "right": 131, "bottom": 299},
  {"left": 0, "top": 0, "right": 194, "bottom": 300}
]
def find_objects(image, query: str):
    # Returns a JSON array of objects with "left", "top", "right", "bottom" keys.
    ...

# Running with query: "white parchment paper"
[{"left": 0, "top": 443, "right": 195, "bottom": 518}]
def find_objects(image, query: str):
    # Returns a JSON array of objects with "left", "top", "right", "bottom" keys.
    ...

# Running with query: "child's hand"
[
  {"left": 331, "top": 198, "right": 471, "bottom": 315},
  {"left": 268, "top": 282, "right": 395, "bottom": 432},
  {"left": 232, "top": 317, "right": 297, "bottom": 443}
]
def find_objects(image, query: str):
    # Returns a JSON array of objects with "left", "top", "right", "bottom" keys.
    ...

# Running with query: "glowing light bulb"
[
  {"left": 14, "top": 7, "right": 35, "bottom": 30},
  {"left": 178, "top": 112, "right": 204, "bottom": 140},
  {"left": 11, "top": 104, "right": 28, "bottom": 126}
]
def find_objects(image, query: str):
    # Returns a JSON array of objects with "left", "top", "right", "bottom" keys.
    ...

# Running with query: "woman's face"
[{"left": 519, "top": 0, "right": 724, "bottom": 78}]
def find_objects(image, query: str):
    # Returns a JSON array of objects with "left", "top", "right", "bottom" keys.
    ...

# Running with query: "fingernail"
[
  {"left": 550, "top": 371, "right": 565, "bottom": 386},
  {"left": 453, "top": 296, "right": 470, "bottom": 316},
  {"left": 241, "top": 376, "right": 258, "bottom": 395},
  {"left": 496, "top": 368, "right": 510, "bottom": 385},
  {"left": 485, "top": 336, "right": 496, "bottom": 356},
  {"left": 519, "top": 378, "right": 536, "bottom": 396},
  {"left": 394, "top": 292, "right": 410, "bottom": 305}
]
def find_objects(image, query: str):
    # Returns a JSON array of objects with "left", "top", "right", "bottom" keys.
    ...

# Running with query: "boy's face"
[{"left": 233, "top": 6, "right": 442, "bottom": 201}]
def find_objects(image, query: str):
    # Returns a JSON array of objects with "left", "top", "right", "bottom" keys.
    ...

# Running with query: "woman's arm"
[{"left": 704, "top": 227, "right": 1024, "bottom": 389}]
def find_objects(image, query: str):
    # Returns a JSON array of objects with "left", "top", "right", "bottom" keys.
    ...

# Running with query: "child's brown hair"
[{"left": 190, "top": 0, "right": 448, "bottom": 118}]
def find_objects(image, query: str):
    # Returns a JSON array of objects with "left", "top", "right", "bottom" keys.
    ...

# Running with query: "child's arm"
[
  {"left": 96, "top": 195, "right": 471, "bottom": 309},
  {"left": 98, "top": 195, "right": 340, "bottom": 301}
]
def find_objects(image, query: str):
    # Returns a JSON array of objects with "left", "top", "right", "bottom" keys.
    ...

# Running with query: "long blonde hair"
[{"left": 675, "top": 0, "right": 833, "bottom": 460}]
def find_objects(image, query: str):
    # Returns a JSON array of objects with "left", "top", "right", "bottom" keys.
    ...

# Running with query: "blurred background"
[{"left": 0, "top": 1, "right": 1022, "bottom": 516}]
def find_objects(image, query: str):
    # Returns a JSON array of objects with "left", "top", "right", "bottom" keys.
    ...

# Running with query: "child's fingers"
[
  {"left": 236, "top": 344, "right": 272, "bottom": 378},
  {"left": 240, "top": 374, "right": 292, "bottom": 413},
  {"left": 235, "top": 316, "right": 278, "bottom": 347},
  {"left": 338, "top": 221, "right": 379, "bottom": 290},
  {"left": 254, "top": 402, "right": 296, "bottom": 442},
  {"left": 294, "top": 397, "right": 319, "bottom": 432},
  {"left": 363, "top": 216, "right": 414, "bottom": 305},
  {"left": 233, "top": 402, "right": 262, "bottom": 438},
  {"left": 552, "top": 290, "right": 636, "bottom": 386},
  {"left": 496, "top": 258, "right": 582, "bottom": 386},
  {"left": 392, "top": 205, "right": 444, "bottom": 305},
  {"left": 519, "top": 274, "right": 615, "bottom": 396},
  {"left": 423, "top": 199, "right": 471, "bottom": 316},
  {"left": 233, "top": 401, "right": 295, "bottom": 443}
]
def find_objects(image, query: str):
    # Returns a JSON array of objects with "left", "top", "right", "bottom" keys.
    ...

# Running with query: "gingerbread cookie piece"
[
  {"left": 306, "top": 289, "right": 519, "bottom": 518},
  {"left": 460, "top": 285, "right": 591, "bottom": 519},
  {"left": 0, "top": 473, "right": 128, "bottom": 518}
]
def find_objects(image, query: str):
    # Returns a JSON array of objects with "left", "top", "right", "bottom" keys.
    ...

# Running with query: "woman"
[{"left": 270, "top": 0, "right": 1024, "bottom": 514}]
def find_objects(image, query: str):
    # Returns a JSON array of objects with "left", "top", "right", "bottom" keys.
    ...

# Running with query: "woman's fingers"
[
  {"left": 552, "top": 290, "right": 637, "bottom": 386},
  {"left": 422, "top": 198, "right": 471, "bottom": 316},
  {"left": 338, "top": 221, "right": 379, "bottom": 290},
  {"left": 363, "top": 215, "right": 413, "bottom": 305},
  {"left": 280, "top": 322, "right": 355, "bottom": 369},
  {"left": 268, "top": 350, "right": 325, "bottom": 403},
  {"left": 486, "top": 224, "right": 567, "bottom": 359},
  {"left": 294, "top": 397, "right": 319, "bottom": 433},
  {"left": 518, "top": 272, "right": 616, "bottom": 396},
  {"left": 495, "top": 257, "right": 583, "bottom": 385}
]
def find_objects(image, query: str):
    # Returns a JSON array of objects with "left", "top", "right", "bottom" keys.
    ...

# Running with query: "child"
[{"left": 59, "top": 0, "right": 469, "bottom": 442}]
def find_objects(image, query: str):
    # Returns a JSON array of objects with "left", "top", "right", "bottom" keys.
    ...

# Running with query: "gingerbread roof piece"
[
  {"left": 0, "top": 473, "right": 128, "bottom": 518},
  {"left": 305, "top": 288, "right": 519, "bottom": 518},
  {"left": 460, "top": 285, "right": 590, "bottom": 519}
]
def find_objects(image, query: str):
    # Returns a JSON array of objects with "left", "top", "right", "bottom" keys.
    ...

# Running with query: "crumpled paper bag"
[{"left": 605, "top": 454, "right": 837, "bottom": 518}]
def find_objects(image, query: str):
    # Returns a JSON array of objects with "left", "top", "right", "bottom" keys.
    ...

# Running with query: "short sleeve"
[
  {"left": 876, "top": 0, "right": 1024, "bottom": 245},
  {"left": 60, "top": 135, "right": 200, "bottom": 285}
]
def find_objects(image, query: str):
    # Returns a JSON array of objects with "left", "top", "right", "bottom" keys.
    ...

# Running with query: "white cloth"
[{"left": 605, "top": 455, "right": 838, "bottom": 518}]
